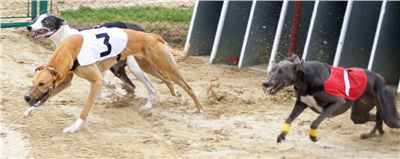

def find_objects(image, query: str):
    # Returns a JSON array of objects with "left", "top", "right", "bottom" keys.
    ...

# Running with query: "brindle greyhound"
[{"left": 262, "top": 55, "right": 400, "bottom": 142}]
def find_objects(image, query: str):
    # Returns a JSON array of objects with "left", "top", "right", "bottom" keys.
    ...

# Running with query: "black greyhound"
[{"left": 262, "top": 55, "right": 400, "bottom": 143}]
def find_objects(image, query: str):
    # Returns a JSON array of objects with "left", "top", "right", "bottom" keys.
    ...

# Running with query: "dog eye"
[
  {"left": 38, "top": 82, "right": 44, "bottom": 86},
  {"left": 43, "top": 20, "right": 48, "bottom": 24}
]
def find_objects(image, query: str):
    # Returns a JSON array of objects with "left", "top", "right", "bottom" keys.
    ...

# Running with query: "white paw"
[
  {"left": 141, "top": 102, "right": 153, "bottom": 110},
  {"left": 175, "top": 91, "right": 182, "bottom": 98},
  {"left": 23, "top": 107, "right": 39, "bottom": 118},
  {"left": 98, "top": 92, "right": 113, "bottom": 99},
  {"left": 198, "top": 108, "right": 205, "bottom": 114},
  {"left": 63, "top": 118, "right": 84, "bottom": 133}
]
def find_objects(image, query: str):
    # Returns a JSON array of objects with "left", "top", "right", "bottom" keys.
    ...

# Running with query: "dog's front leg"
[
  {"left": 308, "top": 99, "right": 350, "bottom": 142},
  {"left": 63, "top": 65, "right": 103, "bottom": 133},
  {"left": 277, "top": 100, "right": 307, "bottom": 143}
]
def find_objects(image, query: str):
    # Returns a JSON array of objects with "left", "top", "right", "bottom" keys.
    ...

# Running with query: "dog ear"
[
  {"left": 295, "top": 60, "right": 306, "bottom": 77},
  {"left": 35, "top": 65, "right": 45, "bottom": 72},
  {"left": 298, "top": 59, "right": 305, "bottom": 71},
  {"left": 48, "top": 67, "right": 59, "bottom": 79},
  {"left": 287, "top": 54, "right": 300, "bottom": 64}
]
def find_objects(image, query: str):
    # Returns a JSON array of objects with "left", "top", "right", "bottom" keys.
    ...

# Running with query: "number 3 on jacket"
[{"left": 76, "top": 28, "right": 128, "bottom": 66}]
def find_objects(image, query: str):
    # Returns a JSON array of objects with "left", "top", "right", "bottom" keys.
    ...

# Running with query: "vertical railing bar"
[
  {"left": 238, "top": 0, "right": 257, "bottom": 68},
  {"left": 368, "top": 0, "right": 387, "bottom": 70},
  {"left": 302, "top": 0, "right": 319, "bottom": 60},
  {"left": 210, "top": 0, "right": 230, "bottom": 63},
  {"left": 267, "top": 0, "right": 289, "bottom": 72},
  {"left": 333, "top": 0, "right": 353, "bottom": 67}
]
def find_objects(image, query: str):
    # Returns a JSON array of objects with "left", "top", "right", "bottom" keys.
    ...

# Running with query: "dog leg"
[
  {"left": 148, "top": 45, "right": 203, "bottom": 113},
  {"left": 350, "top": 98, "right": 384, "bottom": 139},
  {"left": 97, "top": 72, "right": 113, "bottom": 99},
  {"left": 308, "top": 99, "right": 351, "bottom": 142},
  {"left": 277, "top": 100, "right": 307, "bottom": 143},
  {"left": 126, "top": 55, "right": 156, "bottom": 110},
  {"left": 109, "top": 60, "right": 136, "bottom": 91},
  {"left": 63, "top": 65, "right": 103, "bottom": 133},
  {"left": 169, "top": 73, "right": 204, "bottom": 113},
  {"left": 136, "top": 58, "right": 179, "bottom": 97},
  {"left": 360, "top": 107, "right": 385, "bottom": 139},
  {"left": 351, "top": 102, "right": 375, "bottom": 124}
]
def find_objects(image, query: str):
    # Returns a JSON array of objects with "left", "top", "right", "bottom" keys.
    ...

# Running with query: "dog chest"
[
  {"left": 300, "top": 95, "right": 323, "bottom": 113},
  {"left": 77, "top": 28, "right": 128, "bottom": 66}
]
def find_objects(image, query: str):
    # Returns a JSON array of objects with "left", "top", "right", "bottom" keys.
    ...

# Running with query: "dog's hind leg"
[
  {"left": 109, "top": 60, "right": 136, "bottom": 91},
  {"left": 350, "top": 97, "right": 383, "bottom": 139},
  {"left": 351, "top": 97, "right": 376, "bottom": 124},
  {"left": 126, "top": 55, "right": 156, "bottom": 110},
  {"left": 360, "top": 110, "right": 384, "bottom": 139},
  {"left": 163, "top": 69, "right": 203, "bottom": 113},
  {"left": 136, "top": 55, "right": 179, "bottom": 97},
  {"left": 150, "top": 45, "right": 203, "bottom": 113},
  {"left": 63, "top": 65, "right": 103, "bottom": 133}
]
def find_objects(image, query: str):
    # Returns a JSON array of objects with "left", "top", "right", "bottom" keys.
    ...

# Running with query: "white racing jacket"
[{"left": 77, "top": 27, "right": 128, "bottom": 66}]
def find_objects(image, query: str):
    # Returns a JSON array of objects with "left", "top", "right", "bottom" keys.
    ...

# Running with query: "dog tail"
[
  {"left": 151, "top": 33, "right": 189, "bottom": 59},
  {"left": 171, "top": 43, "right": 190, "bottom": 59},
  {"left": 375, "top": 74, "right": 400, "bottom": 128}
]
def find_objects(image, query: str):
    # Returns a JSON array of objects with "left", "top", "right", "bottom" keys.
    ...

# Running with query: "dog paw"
[
  {"left": 197, "top": 108, "right": 205, "bottom": 114},
  {"left": 378, "top": 128, "right": 385, "bottom": 135},
  {"left": 140, "top": 103, "right": 153, "bottom": 111},
  {"left": 63, "top": 119, "right": 84, "bottom": 133},
  {"left": 23, "top": 107, "right": 39, "bottom": 118},
  {"left": 175, "top": 91, "right": 182, "bottom": 98},
  {"left": 100, "top": 92, "right": 114, "bottom": 98},
  {"left": 276, "top": 132, "right": 287, "bottom": 143},
  {"left": 309, "top": 135, "right": 318, "bottom": 142},
  {"left": 63, "top": 126, "right": 78, "bottom": 133},
  {"left": 360, "top": 133, "right": 374, "bottom": 139}
]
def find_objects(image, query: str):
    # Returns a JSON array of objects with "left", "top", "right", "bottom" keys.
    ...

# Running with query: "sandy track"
[{"left": 1, "top": 28, "right": 400, "bottom": 158}]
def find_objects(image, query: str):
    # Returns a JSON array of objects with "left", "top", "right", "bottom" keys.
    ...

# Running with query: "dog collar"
[{"left": 45, "top": 28, "right": 59, "bottom": 38}]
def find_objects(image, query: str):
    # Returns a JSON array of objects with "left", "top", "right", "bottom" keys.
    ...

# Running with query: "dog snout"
[
  {"left": 262, "top": 80, "right": 271, "bottom": 88},
  {"left": 24, "top": 95, "right": 31, "bottom": 102},
  {"left": 26, "top": 25, "right": 32, "bottom": 31}
]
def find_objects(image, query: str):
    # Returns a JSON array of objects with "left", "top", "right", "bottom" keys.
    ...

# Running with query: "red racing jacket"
[{"left": 323, "top": 66, "right": 367, "bottom": 101}]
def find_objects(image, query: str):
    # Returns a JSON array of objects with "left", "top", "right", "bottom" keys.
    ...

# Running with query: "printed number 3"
[{"left": 95, "top": 33, "right": 112, "bottom": 57}]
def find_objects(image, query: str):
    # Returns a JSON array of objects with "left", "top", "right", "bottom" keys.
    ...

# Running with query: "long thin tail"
[
  {"left": 375, "top": 75, "right": 400, "bottom": 128},
  {"left": 151, "top": 33, "right": 189, "bottom": 58},
  {"left": 171, "top": 43, "right": 190, "bottom": 57},
  {"left": 172, "top": 43, "right": 190, "bottom": 62}
]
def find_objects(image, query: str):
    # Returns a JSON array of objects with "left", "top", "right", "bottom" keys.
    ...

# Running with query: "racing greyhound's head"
[
  {"left": 24, "top": 65, "right": 59, "bottom": 107},
  {"left": 262, "top": 55, "right": 302, "bottom": 95},
  {"left": 26, "top": 13, "right": 65, "bottom": 38}
]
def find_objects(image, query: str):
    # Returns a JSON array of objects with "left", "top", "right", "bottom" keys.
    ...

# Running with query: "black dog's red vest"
[{"left": 323, "top": 66, "right": 367, "bottom": 101}]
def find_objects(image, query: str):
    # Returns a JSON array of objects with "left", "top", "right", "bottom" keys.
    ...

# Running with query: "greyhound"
[
  {"left": 26, "top": 13, "right": 145, "bottom": 93},
  {"left": 26, "top": 13, "right": 187, "bottom": 109},
  {"left": 24, "top": 28, "right": 204, "bottom": 133},
  {"left": 262, "top": 55, "right": 400, "bottom": 143}
]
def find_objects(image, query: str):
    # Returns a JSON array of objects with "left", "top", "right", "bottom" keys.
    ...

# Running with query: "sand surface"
[{"left": 1, "top": 28, "right": 400, "bottom": 158}]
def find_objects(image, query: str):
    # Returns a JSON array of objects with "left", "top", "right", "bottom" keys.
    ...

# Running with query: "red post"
[{"left": 288, "top": 1, "right": 303, "bottom": 57}]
